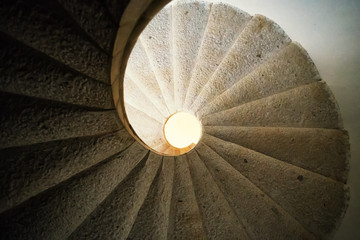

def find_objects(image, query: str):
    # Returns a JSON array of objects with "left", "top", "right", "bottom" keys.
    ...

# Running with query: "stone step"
[
  {"left": 0, "top": 129, "right": 134, "bottom": 213},
  {"left": 190, "top": 14, "right": 291, "bottom": 113},
  {"left": 125, "top": 40, "right": 170, "bottom": 117},
  {"left": 0, "top": 33, "right": 113, "bottom": 109},
  {"left": 0, "top": 142, "right": 148, "bottom": 239},
  {"left": 196, "top": 142, "right": 316, "bottom": 240},
  {"left": 69, "top": 152, "right": 162, "bottom": 239},
  {"left": 0, "top": 0, "right": 110, "bottom": 82},
  {"left": 168, "top": 155, "right": 206, "bottom": 239},
  {"left": 202, "top": 81, "right": 342, "bottom": 129},
  {"left": 127, "top": 156, "right": 175, "bottom": 239},
  {"left": 186, "top": 150, "right": 250, "bottom": 239},
  {"left": 172, "top": 1, "right": 211, "bottom": 110},
  {"left": 205, "top": 126, "right": 349, "bottom": 182},
  {"left": 197, "top": 42, "right": 321, "bottom": 118},
  {"left": 0, "top": 92, "right": 120, "bottom": 149},
  {"left": 202, "top": 134, "right": 348, "bottom": 239},
  {"left": 140, "top": 6, "right": 176, "bottom": 113},
  {"left": 183, "top": 3, "right": 251, "bottom": 110}
]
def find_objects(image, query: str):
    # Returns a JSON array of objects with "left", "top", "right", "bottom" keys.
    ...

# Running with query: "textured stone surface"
[
  {"left": 203, "top": 134, "right": 348, "bottom": 239},
  {"left": 0, "top": 93, "right": 120, "bottom": 149},
  {"left": 0, "top": 142, "right": 148, "bottom": 239},
  {"left": 69, "top": 152, "right": 161, "bottom": 239},
  {"left": 202, "top": 81, "right": 342, "bottom": 129},
  {"left": 172, "top": 1, "right": 211, "bottom": 110},
  {"left": 196, "top": 143, "right": 316, "bottom": 240},
  {"left": 168, "top": 155, "right": 206, "bottom": 239},
  {"left": 0, "top": 33, "right": 113, "bottom": 109},
  {"left": 102, "top": 0, "right": 130, "bottom": 24},
  {"left": 0, "top": 0, "right": 110, "bottom": 82},
  {"left": 190, "top": 14, "right": 291, "bottom": 113},
  {"left": 57, "top": 0, "right": 117, "bottom": 52},
  {"left": 205, "top": 126, "right": 349, "bottom": 182},
  {"left": 127, "top": 156, "right": 175, "bottom": 239},
  {"left": 184, "top": 3, "right": 251, "bottom": 110},
  {"left": 0, "top": 129, "right": 134, "bottom": 213},
  {"left": 186, "top": 150, "right": 250, "bottom": 239},
  {"left": 197, "top": 42, "right": 321, "bottom": 117}
]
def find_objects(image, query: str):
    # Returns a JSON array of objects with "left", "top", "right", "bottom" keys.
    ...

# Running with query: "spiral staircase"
[{"left": 0, "top": 0, "right": 350, "bottom": 239}]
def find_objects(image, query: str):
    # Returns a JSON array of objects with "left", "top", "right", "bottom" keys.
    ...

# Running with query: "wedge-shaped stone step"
[
  {"left": 140, "top": 6, "right": 176, "bottom": 113},
  {"left": 124, "top": 75, "right": 166, "bottom": 123},
  {"left": 57, "top": 0, "right": 117, "bottom": 53},
  {"left": 0, "top": 0, "right": 109, "bottom": 82},
  {"left": 125, "top": 41, "right": 170, "bottom": 117},
  {"left": 205, "top": 126, "right": 349, "bottom": 183},
  {"left": 196, "top": 143, "right": 316, "bottom": 240},
  {"left": 69, "top": 152, "right": 162, "bottom": 239},
  {"left": 203, "top": 134, "right": 348, "bottom": 239},
  {"left": 0, "top": 129, "right": 133, "bottom": 214},
  {"left": 168, "top": 155, "right": 206, "bottom": 239},
  {"left": 0, "top": 142, "right": 148, "bottom": 240},
  {"left": 197, "top": 42, "right": 321, "bottom": 117},
  {"left": 172, "top": 1, "right": 211, "bottom": 110},
  {"left": 0, "top": 93, "right": 120, "bottom": 149},
  {"left": 127, "top": 156, "right": 175, "bottom": 239},
  {"left": 126, "top": 104, "right": 165, "bottom": 148},
  {"left": 190, "top": 14, "right": 291, "bottom": 113},
  {"left": 186, "top": 151, "right": 250, "bottom": 239},
  {"left": 183, "top": 3, "right": 251, "bottom": 110},
  {"left": 0, "top": 33, "right": 113, "bottom": 109},
  {"left": 202, "top": 82, "right": 342, "bottom": 129}
]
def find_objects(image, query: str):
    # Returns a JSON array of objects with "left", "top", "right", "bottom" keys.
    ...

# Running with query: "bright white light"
[{"left": 164, "top": 112, "right": 202, "bottom": 149}]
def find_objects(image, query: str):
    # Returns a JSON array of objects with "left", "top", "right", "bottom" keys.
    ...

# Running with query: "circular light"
[{"left": 164, "top": 112, "right": 202, "bottom": 149}]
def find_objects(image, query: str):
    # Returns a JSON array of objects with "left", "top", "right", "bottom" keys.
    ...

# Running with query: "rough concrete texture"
[
  {"left": 205, "top": 126, "right": 349, "bottom": 183},
  {"left": 57, "top": 0, "right": 117, "bottom": 52},
  {"left": 125, "top": 40, "right": 170, "bottom": 117},
  {"left": 196, "top": 142, "right": 316, "bottom": 240},
  {"left": 186, "top": 150, "right": 250, "bottom": 239},
  {"left": 102, "top": 0, "right": 130, "bottom": 24},
  {"left": 0, "top": 93, "right": 120, "bottom": 149},
  {"left": 168, "top": 155, "right": 206, "bottom": 239},
  {"left": 0, "top": 142, "right": 148, "bottom": 239},
  {"left": 202, "top": 81, "right": 342, "bottom": 129},
  {"left": 197, "top": 42, "right": 321, "bottom": 117},
  {"left": 127, "top": 156, "right": 175, "bottom": 239},
  {"left": 69, "top": 152, "right": 162, "bottom": 239},
  {"left": 140, "top": 6, "right": 176, "bottom": 113},
  {"left": 0, "top": 0, "right": 110, "bottom": 82},
  {"left": 202, "top": 134, "right": 348, "bottom": 239},
  {"left": 0, "top": 33, "right": 113, "bottom": 109},
  {"left": 0, "top": 129, "right": 134, "bottom": 213},
  {"left": 172, "top": 1, "right": 211, "bottom": 110},
  {"left": 190, "top": 14, "right": 291, "bottom": 113},
  {"left": 184, "top": 3, "right": 251, "bottom": 110}
]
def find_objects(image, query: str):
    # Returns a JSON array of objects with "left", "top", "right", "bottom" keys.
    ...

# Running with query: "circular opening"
[{"left": 163, "top": 112, "right": 202, "bottom": 149}]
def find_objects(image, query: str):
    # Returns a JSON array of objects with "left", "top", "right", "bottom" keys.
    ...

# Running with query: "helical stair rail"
[{"left": 0, "top": 0, "right": 349, "bottom": 239}]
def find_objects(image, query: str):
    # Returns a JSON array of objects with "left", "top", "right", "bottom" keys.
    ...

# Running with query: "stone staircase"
[{"left": 0, "top": 0, "right": 349, "bottom": 239}]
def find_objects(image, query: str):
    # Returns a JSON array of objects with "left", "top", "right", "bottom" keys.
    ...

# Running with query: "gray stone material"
[
  {"left": 205, "top": 126, "right": 349, "bottom": 183},
  {"left": 196, "top": 142, "right": 316, "bottom": 240},
  {"left": 57, "top": 0, "right": 117, "bottom": 52},
  {"left": 168, "top": 155, "right": 206, "bottom": 239},
  {"left": 0, "top": 142, "right": 148, "bottom": 240},
  {"left": 202, "top": 82, "right": 342, "bottom": 129},
  {"left": 69, "top": 152, "right": 162, "bottom": 239},
  {"left": 0, "top": 129, "right": 134, "bottom": 213},
  {"left": 0, "top": 93, "right": 120, "bottom": 149},
  {"left": 0, "top": 0, "right": 110, "bottom": 82},
  {"left": 127, "top": 156, "right": 175, "bottom": 239},
  {"left": 102, "top": 0, "right": 130, "bottom": 24},
  {"left": 202, "top": 134, "right": 348, "bottom": 239},
  {"left": 0, "top": 33, "right": 113, "bottom": 109},
  {"left": 197, "top": 42, "right": 321, "bottom": 117},
  {"left": 186, "top": 150, "right": 250, "bottom": 239}
]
